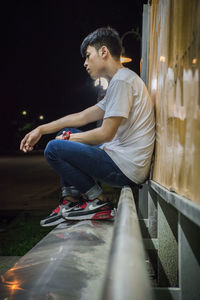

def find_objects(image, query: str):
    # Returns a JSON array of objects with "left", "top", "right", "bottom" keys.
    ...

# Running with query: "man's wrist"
[{"left": 38, "top": 125, "right": 45, "bottom": 135}]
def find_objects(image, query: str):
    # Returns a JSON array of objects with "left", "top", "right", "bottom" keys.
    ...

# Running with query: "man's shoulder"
[{"left": 113, "top": 68, "right": 141, "bottom": 85}]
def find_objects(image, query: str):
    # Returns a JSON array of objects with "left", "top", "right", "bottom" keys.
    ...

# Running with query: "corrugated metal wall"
[{"left": 148, "top": 0, "right": 200, "bottom": 204}]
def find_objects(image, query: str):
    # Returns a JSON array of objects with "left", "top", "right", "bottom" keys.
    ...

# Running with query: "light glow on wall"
[
  {"left": 192, "top": 58, "right": 197, "bottom": 64},
  {"left": 160, "top": 56, "right": 166, "bottom": 62}
]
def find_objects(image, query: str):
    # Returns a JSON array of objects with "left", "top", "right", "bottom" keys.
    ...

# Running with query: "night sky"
[{"left": 1, "top": 0, "right": 147, "bottom": 153}]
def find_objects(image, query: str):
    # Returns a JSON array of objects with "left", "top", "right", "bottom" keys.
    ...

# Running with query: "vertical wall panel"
[{"left": 148, "top": 0, "right": 200, "bottom": 204}]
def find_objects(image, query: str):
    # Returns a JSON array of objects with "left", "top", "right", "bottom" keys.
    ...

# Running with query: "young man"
[{"left": 20, "top": 27, "right": 155, "bottom": 226}]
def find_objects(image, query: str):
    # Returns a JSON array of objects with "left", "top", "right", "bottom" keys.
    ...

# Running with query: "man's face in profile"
[{"left": 84, "top": 45, "right": 106, "bottom": 80}]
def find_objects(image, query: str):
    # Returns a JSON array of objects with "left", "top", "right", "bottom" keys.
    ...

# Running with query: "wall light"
[
  {"left": 120, "top": 27, "right": 141, "bottom": 65},
  {"left": 120, "top": 56, "right": 132, "bottom": 63}
]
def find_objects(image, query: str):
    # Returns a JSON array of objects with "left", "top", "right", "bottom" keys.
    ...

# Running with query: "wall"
[{"left": 148, "top": 0, "right": 200, "bottom": 204}]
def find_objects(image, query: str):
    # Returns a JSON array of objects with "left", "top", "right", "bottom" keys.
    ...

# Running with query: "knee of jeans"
[{"left": 44, "top": 140, "right": 58, "bottom": 160}]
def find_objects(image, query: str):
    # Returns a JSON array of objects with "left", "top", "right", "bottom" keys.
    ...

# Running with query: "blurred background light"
[
  {"left": 120, "top": 56, "right": 132, "bottom": 63},
  {"left": 94, "top": 77, "right": 109, "bottom": 90},
  {"left": 192, "top": 58, "right": 197, "bottom": 64}
]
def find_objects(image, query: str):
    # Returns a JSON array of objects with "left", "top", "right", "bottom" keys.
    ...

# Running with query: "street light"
[
  {"left": 22, "top": 110, "right": 27, "bottom": 116},
  {"left": 120, "top": 27, "right": 141, "bottom": 64}
]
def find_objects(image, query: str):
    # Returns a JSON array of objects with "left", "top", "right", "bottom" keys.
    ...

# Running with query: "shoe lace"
[
  {"left": 77, "top": 199, "right": 87, "bottom": 208},
  {"left": 53, "top": 198, "right": 69, "bottom": 214}
]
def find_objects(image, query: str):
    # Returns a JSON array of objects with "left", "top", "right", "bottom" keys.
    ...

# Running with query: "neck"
[{"left": 104, "top": 60, "right": 124, "bottom": 81}]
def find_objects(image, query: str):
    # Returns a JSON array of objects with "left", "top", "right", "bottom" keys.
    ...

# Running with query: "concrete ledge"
[
  {"left": 154, "top": 287, "right": 180, "bottom": 300},
  {"left": 149, "top": 180, "right": 200, "bottom": 228},
  {"left": 0, "top": 220, "right": 114, "bottom": 299},
  {"left": 0, "top": 187, "right": 155, "bottom": 299},
  {"left": 0, "top": 256, "right": 21, "bottom": 276}
]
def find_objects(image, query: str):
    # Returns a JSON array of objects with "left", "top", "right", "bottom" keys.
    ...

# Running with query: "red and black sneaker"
[
  {"left": 62, "top": 199, "right": 115, "bottom": 220},
  {"left": 40, "top": 199, "right": 78, "bottom": 227}
]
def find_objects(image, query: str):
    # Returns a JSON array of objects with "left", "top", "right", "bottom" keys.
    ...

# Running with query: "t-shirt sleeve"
[
  {"left": 96, "top": 96, "right": 107, "bottom": 111},
  {"left": 102, "top": 80, "right": 133, "bottom": 119}
]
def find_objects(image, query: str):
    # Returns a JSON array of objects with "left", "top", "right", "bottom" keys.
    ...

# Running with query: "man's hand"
[
  {"left": 55, "top": 134, "right": 64, "bottom": 140},
  {"left": 55, "top": 131, "right": 72, "bottom": 140},
  {"left": 20, "top": 127, "right": 42, "bottom": 153}
]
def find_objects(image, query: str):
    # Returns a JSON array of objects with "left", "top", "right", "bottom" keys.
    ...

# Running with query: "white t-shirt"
[{"left": 96, "top": 67, "right": 155, "bottom": 184}]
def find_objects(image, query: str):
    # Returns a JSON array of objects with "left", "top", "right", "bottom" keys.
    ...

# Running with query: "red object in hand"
[{"left": 63, "top": 131, "right": 72, "bottom": 140}]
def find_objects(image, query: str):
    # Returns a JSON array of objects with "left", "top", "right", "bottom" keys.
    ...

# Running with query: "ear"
[{"left": 99, "top": 46, "right": 109, "bottom": 59}]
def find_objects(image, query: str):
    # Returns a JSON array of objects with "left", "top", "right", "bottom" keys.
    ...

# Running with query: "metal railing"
[{"left": 102, "top": 186, "right": 153, "bottom": 300}]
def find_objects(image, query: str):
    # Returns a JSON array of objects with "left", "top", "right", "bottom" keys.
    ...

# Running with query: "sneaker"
[
  {"left": 40, "top": 199, "right": 78, "bottom": 227},
  {"left": 62, "top": 199, "right": 115, "bottom": 220}
]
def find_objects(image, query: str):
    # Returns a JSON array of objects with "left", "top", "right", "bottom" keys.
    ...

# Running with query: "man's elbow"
[
  {"left": 77, "top": 112, "right": 88, "bottom": 127},
  {"left": 101, "top": 131, "right": 116, "bottom": 143}
]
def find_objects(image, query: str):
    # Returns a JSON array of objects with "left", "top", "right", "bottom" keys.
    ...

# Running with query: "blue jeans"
[{"left": 44, "top": 128, "right": 135, "bottom": 199}]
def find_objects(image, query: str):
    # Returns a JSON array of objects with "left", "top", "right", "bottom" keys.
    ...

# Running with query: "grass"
[
  {"left": 0, "top": 184, "right": 119, "bottom": 256},
  {"left": 0, "top": 211, "right": 52, "bottom": 256},
  {"left": 0, "top": 188, "right": 60, "bottom": 256}
]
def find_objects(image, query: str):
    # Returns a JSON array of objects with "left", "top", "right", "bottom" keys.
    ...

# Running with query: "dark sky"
[{"left": 1, "top": 0, "right": 147, "bottom": 152}]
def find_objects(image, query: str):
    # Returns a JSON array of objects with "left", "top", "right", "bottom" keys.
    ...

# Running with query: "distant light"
[
  {"left": 94, "top": 77, "right": 108, "bottom": 90},
  {"left": 160, "top": 56, "right": 166, "bottom": 62},
  {"left": 192, "top": 58, "right": 197, "bottom": 64},
  {"left": 39, "top": 115, "right": 44, "bottom": 120},
  {"left": 22, "top": 110, "right": 27, "bottom": 116},
  {"left": 120, "top": 56, "right": 132, "bottom": 63}
]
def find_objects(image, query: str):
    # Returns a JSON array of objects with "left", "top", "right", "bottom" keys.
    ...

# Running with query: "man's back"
[{"left": 97, "top": 67, "right": 155, "bottom": 184}]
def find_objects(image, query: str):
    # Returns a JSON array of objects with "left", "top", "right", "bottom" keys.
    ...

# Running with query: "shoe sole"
[
  {"left": 62, "top": 211, "right": 115, "bottom": 221},
  {"left": 40, "top": 203, "right": 79, "bottom": 227},
  {"left": 40, "top": 217, "right": 66, "bottom": 227}
]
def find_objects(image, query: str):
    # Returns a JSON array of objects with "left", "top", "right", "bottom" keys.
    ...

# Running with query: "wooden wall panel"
[{"left": 148, "top": 0, "right": 200, "bottom": 204}]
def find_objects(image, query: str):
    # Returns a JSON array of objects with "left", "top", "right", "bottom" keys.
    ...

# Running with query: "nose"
[{"left": 84, "top": 59, "right": 88, "bottom": 68}]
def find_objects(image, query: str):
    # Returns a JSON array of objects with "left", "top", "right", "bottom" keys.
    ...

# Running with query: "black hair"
[{"left": 80, "top": 26, "right": 122, "bottom": 60}]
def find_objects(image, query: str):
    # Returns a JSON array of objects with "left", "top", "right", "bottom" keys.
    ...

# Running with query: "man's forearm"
[
  {"left": 38, "top": 111, "right": 86, "bottom": 135},
  {"left": 38, "top": 105, "right": 104, "bottom": 135},
  {"left": 20, "top": 105, "right": 105, "bottom": 153},
  {"left": 69, "top": 116, "right": 123, "bottom": 145},
  {"left": 70, "top": 128, "right": 109, "bottom": 145}
]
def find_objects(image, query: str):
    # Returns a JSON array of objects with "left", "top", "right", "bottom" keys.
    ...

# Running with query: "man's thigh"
[{"left": 48, "top": 139, "right": 132, "bottom": 187}]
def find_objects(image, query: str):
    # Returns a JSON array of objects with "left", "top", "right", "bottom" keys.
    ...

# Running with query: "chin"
[
  {"left": 90, "top": 74, "right": 97, "bottom": 80},
  {"left": 93, "top": 73, "right": 102, "bottom": 80}
]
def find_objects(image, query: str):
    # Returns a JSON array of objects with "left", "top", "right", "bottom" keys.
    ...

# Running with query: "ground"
[{"left": 0, "top": 152, "right": 119, "bottom": 264}]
